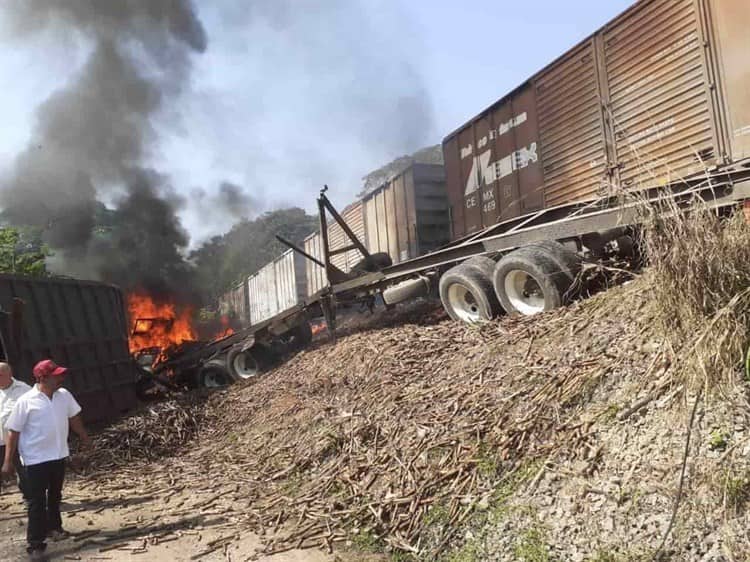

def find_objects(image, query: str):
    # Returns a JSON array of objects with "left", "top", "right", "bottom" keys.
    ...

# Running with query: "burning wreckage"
[{"left": 128, "top": 293, "right": 315, "bottom": 393}]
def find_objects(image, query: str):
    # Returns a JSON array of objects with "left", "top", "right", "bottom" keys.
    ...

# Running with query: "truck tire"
[
  {"left": 197, "top": 359, "right": 234, "bottom": 389},
  {"left": 351, "top": 252, "right": 393, "bottom": 274},
  {"left": 463, "top": 255, "right": 498, "bottom": 281},
  {"left": 439, "top": 264, "right": 501, "bottom": 324},
  {"left": 493, "top": 245, "right": 577, "bottom": 316},
  {"left": 226, "top": 346, "right": 266, "bottom": 381},
  {"left": 382, "top": 276, "right": 430, "bottom": 305},
  {"left": 532, "top": 241, "right": 582, "bottom": 285}
]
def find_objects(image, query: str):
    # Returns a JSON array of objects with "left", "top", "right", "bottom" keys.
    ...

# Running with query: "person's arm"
[
  {"left": 1, "top": 430, "right": 19, "bottom": 477},
  {"left": 3, "top": 399, "right": 26, "bottom": 476},
  {"left": 69, "top": 415, "right": 91, "bottom": 450}
]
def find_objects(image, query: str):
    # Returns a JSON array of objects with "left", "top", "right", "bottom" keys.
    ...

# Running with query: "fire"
[
  {"left": 214, "top": 315, "right": 234, "bottom": 339},
  {"left": 127, "top": 293, "right": 198, "bottom": 353},
  {"left": 311, "top": 321, "right": 327, "bottom": 336}
]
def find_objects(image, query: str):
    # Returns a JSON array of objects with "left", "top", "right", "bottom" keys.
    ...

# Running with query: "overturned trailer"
[{"left": 0, "top": 275, "right": 138, "bottom": 422}]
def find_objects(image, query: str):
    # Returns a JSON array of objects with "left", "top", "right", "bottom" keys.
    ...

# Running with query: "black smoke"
[
  {"left": 0, "top": 0, "right": 206, "bottom": 299},
  {"left": 191, "top": 182, "right": 258, "bottom": 224}
]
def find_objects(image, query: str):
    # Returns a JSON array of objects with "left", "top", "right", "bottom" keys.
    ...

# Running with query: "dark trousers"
[
  {"left": 25, "top": 459, "right": 66, "bottom": 550},
  {"left": 0, "top": 444, "right": 30, "bottom": 500}
]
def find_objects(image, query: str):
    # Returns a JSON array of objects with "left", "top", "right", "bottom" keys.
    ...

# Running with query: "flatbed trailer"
[
  {"left": 173, "top": 163, "right": 750, "bottom": 388},
  {"left": 304, "top": 164, "right": 750, "bottom": 326}
]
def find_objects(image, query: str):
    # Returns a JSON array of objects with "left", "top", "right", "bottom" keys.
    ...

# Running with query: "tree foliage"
[
  {"left": 0, "top": 226, "right": 49, "bottom": 276},
  {"left": 358, "top": 144, "right": 443, "bottom": 198},
  {"left": 190, "top": 207, "right": 318, "bottom": 301}
]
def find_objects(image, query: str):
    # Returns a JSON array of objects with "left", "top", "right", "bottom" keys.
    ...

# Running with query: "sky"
[{"left": 0, "top": 0, "right": 634, "bottom": 247}]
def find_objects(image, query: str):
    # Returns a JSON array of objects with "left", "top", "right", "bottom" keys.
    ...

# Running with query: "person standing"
[
  {"left": 2, "top": 359, "right": 92, "bottom": 559},
  {"left": 0, "top": 362, "right": 31, "bottom": 499}
]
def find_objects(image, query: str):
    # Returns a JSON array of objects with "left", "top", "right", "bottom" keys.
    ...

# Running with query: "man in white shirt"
[
  {"left": 0, "top": 362, "right": 31, "bottom": 499},
  {"left": 2, "top": 359, "right": 91, "bottom": 559}
]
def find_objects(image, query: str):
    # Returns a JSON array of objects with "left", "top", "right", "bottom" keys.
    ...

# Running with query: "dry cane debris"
[
  {"left": 86, "top": 393, "right": 208, "bottom": 469},
  {"left": 177, "top": 282, "right": 663, "bottom": 558},
  {"left": 76, "top": 207, "right": 750, "bottom": 559}
]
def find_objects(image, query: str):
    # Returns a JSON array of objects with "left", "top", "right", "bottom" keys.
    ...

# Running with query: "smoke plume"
[
  {"left": 0, "top": 1, "right": 206, "bottom": 298},
  {"left": 191, "top": 182, "right": 257, "bottom": 224},
  {"left": 193, "top": 0, "right": 436, "bottom": 207}
]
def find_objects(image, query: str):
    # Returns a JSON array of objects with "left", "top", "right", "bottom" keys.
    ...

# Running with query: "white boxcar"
[
  {"left": 218, "top": 281, "right": 250, "bottom": 327},
  {"left": 303, "top": 231, "right": 327, "bottom": 298},
  {"left": 247, "top": 249, "right": 308, "bottom": 325}
]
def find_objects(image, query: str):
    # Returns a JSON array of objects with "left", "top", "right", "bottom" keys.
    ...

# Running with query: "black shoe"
[
  {"left": 48, "top": 528, "right": 70, "bottom": 541},
  {"left": 26, "top": 544, "right": 47, "bottom": 561}
]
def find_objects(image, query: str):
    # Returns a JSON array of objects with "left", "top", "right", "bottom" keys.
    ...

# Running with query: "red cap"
[{"left": 33, "top": 359, "right": 68, "bottom": 379}]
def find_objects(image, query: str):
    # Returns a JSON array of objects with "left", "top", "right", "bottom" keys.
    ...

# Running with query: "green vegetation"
[
  {"left": 476, "top": 445, "right": 501, "bottom": 480},
  {"left": 190, "top": 207, "right": 318, "bottom": 301},
  {"left": 433, "top": 460, "right": 543, "bottom": 561},
  {"left": 351, "top": 529, "right": 384, "bottom": 553},
  {"left": 708, "top": 429, "right": 730, "bottom": 451},
  {"left": 587, "top": 552, "right": 623, "bottom": 562},
  {"left": 423, "top": 503, "right": 451, "bottom": 527},
  {"left": 600, "top": 404, "right": 620, "bottom": 423},
  {"left": 444, "top": 539, "right": 484, "bottom": 562},
  {"left": 722, "top": 468, "right": 750, "bottom": 512},
  {"left": 0, "top": 226, "right": 49, "bottom": 276},
  {"left": 513, "top": 527, "right": 551, "bottom": 562}
]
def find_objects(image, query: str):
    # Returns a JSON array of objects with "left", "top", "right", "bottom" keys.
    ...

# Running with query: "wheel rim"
[
  {"left": 203, "top": 369, "right": 230, "bottom": 388},
  {"left": 447, "top": 283, "right": 483, "bottom": 323},
  {"left": 232, "top": 351, "right": 259, "bottom": 379},
  {"left": 505, "top": 270, "right": 545, "bottom": 315}
]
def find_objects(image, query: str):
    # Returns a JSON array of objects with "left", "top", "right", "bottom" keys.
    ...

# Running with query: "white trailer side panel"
[{"left": 248, "top": 249, "right": 307, "bottom": 325}]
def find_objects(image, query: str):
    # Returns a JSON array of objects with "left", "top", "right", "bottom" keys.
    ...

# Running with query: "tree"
[
  {"left": 358, "top": 144, "right": 443, "bottom": 198},
  {"left": 0, "top": 226, "right": 50, "bottom": 276},
  {"left": 190, "top": 207, "right": 318, "bottom": 301}
]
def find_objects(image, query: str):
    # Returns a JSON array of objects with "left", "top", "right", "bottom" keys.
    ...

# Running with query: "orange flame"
[
  {"left": 209, "top": 315, "right": 235, "bottom": 340},
  {"left": 128, "top": 293, "right": 197, "bottom": 353},
  {"left": 215, "top": 315, "right": 235, "bottom": 338}
]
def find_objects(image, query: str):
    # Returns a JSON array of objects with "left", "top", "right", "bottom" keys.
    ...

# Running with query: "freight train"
[{"left": 208, "top": 0, "right": 750, "bottom": 385}]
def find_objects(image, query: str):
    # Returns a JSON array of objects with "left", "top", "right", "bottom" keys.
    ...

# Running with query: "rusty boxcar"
[
  {"left": 443, "top": 0, "right": 750, "bottom": 238},
  {"left": 206, "top": 0, "right": 750, "bottom": 380},
  {"left": 362, "top": 163, "right": 450, "bottom": 264}
]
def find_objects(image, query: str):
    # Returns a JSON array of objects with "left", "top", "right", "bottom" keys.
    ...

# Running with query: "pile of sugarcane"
[
  {"left": 184, "top": 279, "right": 661, "bottom": 558},
  {"left": 87, "top": 394, "right": 208, "bottom": 470}
]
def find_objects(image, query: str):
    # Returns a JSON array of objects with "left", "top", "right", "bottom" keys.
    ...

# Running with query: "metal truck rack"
[{"left": 285, "top": 160, "right": 750, "bottom": 332}]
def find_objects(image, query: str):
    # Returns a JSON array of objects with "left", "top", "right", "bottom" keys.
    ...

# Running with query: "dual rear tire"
[
  {"left": 197, "top": 346, "right": 270, "bottom": 389},
  {"left": 438, "top": 257, "right": 502, "bottom": 323},
  {"left": 439, "top": 242, "right": 581, "bottom": 322}
]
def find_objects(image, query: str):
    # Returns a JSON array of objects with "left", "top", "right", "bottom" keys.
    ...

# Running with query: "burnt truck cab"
[{"left": 132, "top": 305, "right": 313, "bottom": 390}]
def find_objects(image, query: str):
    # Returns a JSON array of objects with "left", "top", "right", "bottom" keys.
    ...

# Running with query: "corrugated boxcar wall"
[
  {"left": 442, "top": 0, "right": 737, "bottom": 240},
  {"left": 363, "top": 164, "right": 450, "bottom": 264},
  {"left": 0, "top": 275, "right": 138, "bottom": 423}
]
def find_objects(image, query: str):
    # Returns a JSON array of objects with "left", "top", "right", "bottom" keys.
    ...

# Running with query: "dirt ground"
[{"left": 0, "top": 475, "right": 363, "bottom": 562}]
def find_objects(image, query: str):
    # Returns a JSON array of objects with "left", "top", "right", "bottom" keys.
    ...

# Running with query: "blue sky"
[{"left": 0, "top": 0, "right": 633, "bottom": 245}]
